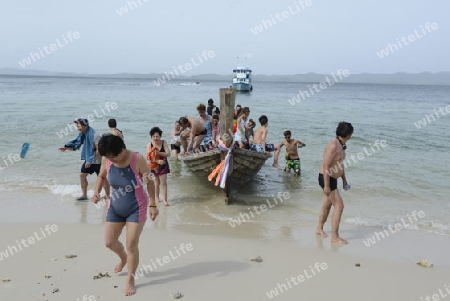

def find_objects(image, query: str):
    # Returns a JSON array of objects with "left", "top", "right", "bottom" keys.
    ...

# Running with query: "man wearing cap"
[
  {"left": 59, "top": 118, "right": 109, "bottom": 201},
  {"left": 207, "top": 98, "right": 220, "bottom": 116}
]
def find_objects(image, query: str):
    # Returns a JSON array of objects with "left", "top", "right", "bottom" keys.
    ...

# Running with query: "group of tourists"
[{"left": 58, "top": 100, "right": 354, "bottom": 296}]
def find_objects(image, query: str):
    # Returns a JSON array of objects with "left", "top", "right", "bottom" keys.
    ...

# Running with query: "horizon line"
[{"left": 0, "top": 67, "right": 449, "bottom": 77}]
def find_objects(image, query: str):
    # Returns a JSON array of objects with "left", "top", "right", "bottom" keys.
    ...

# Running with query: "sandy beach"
[{"left": 1, "top": 196, "right": 450, "bottom": 301}]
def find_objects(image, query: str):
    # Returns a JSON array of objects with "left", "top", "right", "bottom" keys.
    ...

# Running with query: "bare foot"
[
  {"left": 124, "top": 278, "right": 136, "bottom": 296},
  {"left": 163, "top": 200, "right": 170, "bottom": 206},
  {"left": 114, "top": 255, "right": 127, "bottom": 273},
  {"left": 272, "top": 163, "right": 282, "bottom": 169},
  {"left": 331, "top": 237, "right": 348, "bottom": 244},
  {"left": 316, "top": 229, "right": 328, "bottom": 238}
]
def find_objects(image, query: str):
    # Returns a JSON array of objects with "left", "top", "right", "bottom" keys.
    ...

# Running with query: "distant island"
[{"left": 1, "top": 68, "right": 450, "bottom": 86}]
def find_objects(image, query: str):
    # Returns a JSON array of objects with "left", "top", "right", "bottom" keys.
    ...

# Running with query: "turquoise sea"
[{"left": 0, "top": 75, "right": 449, "bottom": 239}]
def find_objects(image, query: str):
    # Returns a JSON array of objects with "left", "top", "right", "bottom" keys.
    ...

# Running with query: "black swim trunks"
[
  {"left": 170, "top": 144, "right": 181, "bottom": 152},
  {"left": 81, "top": 162, "right": 101, "bottom": 175},
  {"left": 196, "top": 129, "right": 207, "bottom": 136},
  {"left": 318, "top": 173, "right": 338, "bottom": 191}
]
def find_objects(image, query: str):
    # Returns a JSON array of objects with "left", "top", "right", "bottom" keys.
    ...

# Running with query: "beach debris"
[
  {"left": 65, "top": 254, "right": 77, "bottom": 259},
  {"left": 93, "top": 272, "right": 111, "bottom": 280},
  {"left": 355, "top": 263, "right": 361, "bottom": 267},
  {"left": 250, "top": 256, "right": 263, "bottom": 263},
  {"left": 170, "top": 292, "right": 183, "bottom": 299},
  {"left": 52, "top": 288, "right": 59, "bottom": 293},
  {"left": 44, "top": 275, "right": 52, "bottom": 279},
  {"left": 114, "top": 285, "right": 118, "bottom": 288},
  {"left": 2, "top": 278, "right": 11, "bottom": 283},
  {"left": 416, "top": 259, "right": 433, "bottom": 268},
  {"left": 40, "top": 292, "right": 45, "bottom": 296},
  {"left": 51, "top": 257, "right": 57, "bottom": 261}
]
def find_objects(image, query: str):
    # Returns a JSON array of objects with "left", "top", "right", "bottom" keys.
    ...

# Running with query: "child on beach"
[
  {"left": 272, "top": 130, "right": 306, "bottom": 176},
  {"left": 246, "top": 119, "right": 256, "bottom": 147},
  {"left": 232, "top": 104, "right": 242, "bottom": 135},
  {"left": 211, "top": 115, "right": 220, "bottom": 147},
  {"left": 234, "top": 106, "right": 250, "bottom": 148},
  {"left": 170, "top": 121, "right": 182, "bottom": 159}
]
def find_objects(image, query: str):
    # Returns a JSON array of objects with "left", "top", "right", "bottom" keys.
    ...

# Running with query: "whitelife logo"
[
  {"left": 153, "top": 51, "right": 215, "bottom": 87},
  {"left": 56, "top": 102, "right": 118, "bottom": 139},
  {"left": 18, "top": 31, "right": 80, "bottom": 68},
  {"left": 376, "top": 22, "right": 438, "bottom": 59},
  {"left": 363, "top": 211, "right": 425, "bottom": 247},
  {"left": 133, "top": 243, "right": 193, "bottom": 279},
  {"left": 266, "top": 262, "right": 328, "bottom": 299},
  {"left": 0, "top": 224, "right": 58, "bottom": 261},
  {"left": 250, "top": 0, "right": 313, "bottom": 35},
  {"left": 414, "top": 105, "right": 450, "bottom": 129}
]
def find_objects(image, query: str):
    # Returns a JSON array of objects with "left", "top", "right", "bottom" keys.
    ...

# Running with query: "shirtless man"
[
  {"left": 272, "top": 130, "right": 305, "bottom": 176},
  {"left": 250, "top": 115, "right": 274, "bottom": 155},
  {"left": 178, "top": 116, "right": 206, "bottom": 154},
  {"left": 316, "top": 122, "right": 353, "bottom": 244}
]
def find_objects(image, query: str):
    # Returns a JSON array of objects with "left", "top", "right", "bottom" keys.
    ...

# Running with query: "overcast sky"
[{"left": 1, "top": 0, "right": 448, "bottom": 75}]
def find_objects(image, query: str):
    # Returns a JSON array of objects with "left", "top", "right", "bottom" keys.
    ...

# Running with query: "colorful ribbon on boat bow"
[{"left": 208, "top": 138, "right": 234, "bottom": 188}]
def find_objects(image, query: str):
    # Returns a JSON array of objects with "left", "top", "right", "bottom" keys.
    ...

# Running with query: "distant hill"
[{"left": 1, "top": 68, "right": 450, "bottom": 85}]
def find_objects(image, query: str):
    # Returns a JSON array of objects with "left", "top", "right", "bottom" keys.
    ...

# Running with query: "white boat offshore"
[{"left": 232, "top": 67, "right": 253, "bottom": 91}]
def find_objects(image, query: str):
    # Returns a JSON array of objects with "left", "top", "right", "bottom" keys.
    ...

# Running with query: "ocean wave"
[
  {"left": 204, "top": 211, "right": 233, "bottom": 222},
  {"left": 45, "top": 184, "right": 82, "bottom": 197},
  {"left": 345, "top": 217, "right": 449, "bottom": 236}
]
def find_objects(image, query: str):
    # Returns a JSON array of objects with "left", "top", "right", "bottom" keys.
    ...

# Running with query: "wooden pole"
[
  {"left": 219, "top": 88, "right": 236, "bottom": 148},
  {"left": 219, "top": 88, "right": 236, "bottom": 204}
]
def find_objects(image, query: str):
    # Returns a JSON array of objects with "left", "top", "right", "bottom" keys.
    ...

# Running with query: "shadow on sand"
[{"left": 136, "top": 260, "right": 251, "bottom": 288}]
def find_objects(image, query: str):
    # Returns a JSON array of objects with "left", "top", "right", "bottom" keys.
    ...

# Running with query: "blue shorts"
[{"left": 250, "top": 144, "right": 275, "bottom": 152}]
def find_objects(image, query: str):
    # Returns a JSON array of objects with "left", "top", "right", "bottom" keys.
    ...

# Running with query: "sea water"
[{"left": 0, "top": 75, "right": 448, "bottom": 237}]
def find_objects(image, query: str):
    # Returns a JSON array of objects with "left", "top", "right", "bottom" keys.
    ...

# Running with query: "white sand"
[{"left": 1, "top": 222, "right": 449, "bottom": 301}]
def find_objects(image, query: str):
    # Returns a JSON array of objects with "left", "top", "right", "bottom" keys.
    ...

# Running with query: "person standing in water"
[
  {"left": 91, "top": 134, "right": 158, "bottom": 297},
  {"left": 59, "top": 118, "right": 109, "bottom": 200},
  {"left": 170, "top": 120, "right": 183, "bottom": 159},
  {"left": 272, "top": 130, "right": 306, "bottom": 176},
  {"left": 316, "top": 121, "right": 353, "bottom": 244},
  {"left": 108, "top": 118, "right": 124, "bottom": 140}
]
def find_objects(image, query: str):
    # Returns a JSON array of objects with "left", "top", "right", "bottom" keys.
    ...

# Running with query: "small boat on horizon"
[
  {"left": 232, "top": 67, "right": 253, "bottom": 92},
  {"left": 179, "top": 81, "right": 201, "bottom": 86}
]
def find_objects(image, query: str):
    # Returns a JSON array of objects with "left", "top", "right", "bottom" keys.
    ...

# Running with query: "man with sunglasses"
[
  {"left": 272, "top": 130, "right": 305, "bottom": 176},
  {"left": 316, "top": 121, "right": 353, "bottom": 244}
]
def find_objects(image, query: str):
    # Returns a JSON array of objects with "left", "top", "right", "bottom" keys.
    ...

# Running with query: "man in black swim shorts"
[
  {"left": 316, "top": 121, "right": 353, "bottom": 244},
  {"left": 178, "top": 116, "right": 207, "bottom": 154},
  {"left": 59, "top": 118, "right": 110, "bottom": 201}
]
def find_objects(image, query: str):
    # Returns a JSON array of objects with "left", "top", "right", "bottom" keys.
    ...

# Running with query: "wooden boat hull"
[{"left": 179, "top": 148, "right": 270, "bottom": 185}]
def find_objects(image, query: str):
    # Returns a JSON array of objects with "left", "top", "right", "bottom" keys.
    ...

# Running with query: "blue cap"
[{"left": 74, "top": 118, "right": 89, "bottom": 126}]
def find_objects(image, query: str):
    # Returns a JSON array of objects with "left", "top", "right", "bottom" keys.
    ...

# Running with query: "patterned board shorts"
[{"left": 285, "top": 158, "right": 301, "bottom": 176}]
